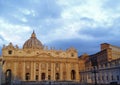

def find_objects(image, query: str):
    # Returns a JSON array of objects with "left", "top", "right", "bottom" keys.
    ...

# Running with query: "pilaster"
[
  {"left": 60, "top": 63, "right": 63, "bottom": 80},
  {"left": 46, "top": 63, "right": 48, "bottom": 80},
  {"left": 39, "top": 63, "right": 41, "bottom": 81},
  {"left": 31, "top": 62, "right": 34, "bottom": 80},
  {"left": 75, "top": 64, "right": 79, "bottom": 81},
  {"left": 22, "top": 62, "right": 25, "bottom": 80},
  {"left": 67, "top": 63, "right": 71, "bottom": 80},
  {"left": 14, "top": 62, "right": 17, "bottom": 80}
]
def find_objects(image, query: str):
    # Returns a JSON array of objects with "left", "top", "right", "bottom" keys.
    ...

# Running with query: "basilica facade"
[{"left": 2, "top": 31, "right": 82, "bottom": 82}]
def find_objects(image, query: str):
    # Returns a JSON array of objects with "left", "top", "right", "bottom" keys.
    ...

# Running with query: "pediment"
[{"left": 36, "top": 53, "right": 52, "bottom": 57}]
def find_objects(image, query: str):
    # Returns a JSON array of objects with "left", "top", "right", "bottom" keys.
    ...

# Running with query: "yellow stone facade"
[{"left": 2, "top": 31, "right": 81, "bottom": 82}]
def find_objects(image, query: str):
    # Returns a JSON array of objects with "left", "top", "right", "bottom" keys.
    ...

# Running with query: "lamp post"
[
  {"left": 92, "top": 66, "right": 97, "bottom": 85},
  {"left": 91, "top": 57, "right": 98, "bottom": 85},
  {"left": 0, "top": 63, "right": 2, "bottom": 85}
]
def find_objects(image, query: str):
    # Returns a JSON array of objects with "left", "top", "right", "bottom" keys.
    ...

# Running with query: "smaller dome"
[{"left": 23, "top": 31, "right": 43, "bottom": 49}]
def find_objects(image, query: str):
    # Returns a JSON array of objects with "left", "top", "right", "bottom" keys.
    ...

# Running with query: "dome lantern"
[{"left": 31, "top": 30, "right": 36, "bottom": 38}]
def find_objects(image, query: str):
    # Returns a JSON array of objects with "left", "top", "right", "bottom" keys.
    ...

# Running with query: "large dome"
[{"left": 23, "top": 31, "right": 43, "bottom": 49}]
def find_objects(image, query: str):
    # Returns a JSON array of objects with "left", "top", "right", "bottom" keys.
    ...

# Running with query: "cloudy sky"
[{"left": 0, "top": 0, "right": 120, "bottom": 55}]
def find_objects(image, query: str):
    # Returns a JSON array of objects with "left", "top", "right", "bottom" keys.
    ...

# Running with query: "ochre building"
[
  {"left": 2, "top": 31, "right": 82, "bottom": 82},
  {"left": 79, "top": 43, "right": 120, "bottom": 85}
]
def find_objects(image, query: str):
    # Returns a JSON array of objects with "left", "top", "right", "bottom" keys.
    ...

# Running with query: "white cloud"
[
  {"left": 12, "top": 14, "right": 27, "bottom": 23},
  {"left": 0, "top": 18, "right": 32, "bottom": 46},
  {"left": 37, "top": 0, "right": 120, "bottom": 44},
  {"left": 60, "top": 0, "right": 120, "bottom": 28},
  {"left": 19, "top": 8, "right": 36, "bottom": 17},
  {"left": 0, "top": 0, "right": 120, "bottom": 54},
  {"left": 39, "top": 0, "right": 120, "bottom": 44},
  {"left": 39, "top": 20, "right": 96, "bottom": 44}
]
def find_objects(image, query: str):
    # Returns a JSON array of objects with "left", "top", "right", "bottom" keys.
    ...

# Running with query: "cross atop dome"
[{"left": 31, "top": 30, "right": 36, "bottom": 38}]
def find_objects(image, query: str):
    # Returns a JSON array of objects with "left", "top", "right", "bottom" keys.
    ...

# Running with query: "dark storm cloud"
[
  {"left": 79, "top": 28, "right": 112, "bottom": 38},
  {"left": 79, "top": 15, "right": 120, "bottom": 40},
  {"left": 46, "top": 38, "right": 100, "bottom": 55}
]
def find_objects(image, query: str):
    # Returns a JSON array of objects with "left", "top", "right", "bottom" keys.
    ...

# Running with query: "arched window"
[
  {"left": 25, "top": 73, "right": 30, "bottom": 80},
  {"left": 56, "top": 73, "right": 60, "bottom": 80},
  {"left": 71, "top": 53, "right": 74, "bottom": 57},
  {"left": 41, "top": 73, "right": 45, "bottom": 80},
  {"left": 5, "top": 69, "right": 12, "bottom": 84},
  {"left": 71, "top": 70, "right": 76, "bottom": 80},
  {"left": 8, "top": 50, "right": 12, "bottom": 54}
]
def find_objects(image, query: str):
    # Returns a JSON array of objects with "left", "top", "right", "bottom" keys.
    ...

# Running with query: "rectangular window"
[
  {"left": 48, "top": 75, "right": 51, "bottom": 80},
  {"left": 102, "top": 76, "right": 104, "bottom": 81},
  {"left": 117, "top": 75, "right": 119, "bottom": 81},
  {"left": 111, "top": 75, "right": 113, "bottom": 80},
  {"left": 36, "top": 75, "right": 38, "bottom": 80},
  {"left": 98, "top": 76, "right": 100, "bottom": 80},
  {"left": 106, "top": 76, "right": 108, "bottom": 80},
  {"left": 26, "top": 73, "right": 30, "bottom": 81}
]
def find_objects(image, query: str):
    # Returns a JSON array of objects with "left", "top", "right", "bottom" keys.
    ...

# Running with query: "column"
[
  {"left": 51, "top": 63, "right": 54, "bottom": 80},
  {"left": 75, "top": 64, "right": 79, "bottom": 81},
  {"left": 34, "top": 62, "right": 35, "bottom": 81},
  {"left": 67, "top": 63, "right": 71, "bottom": 80},
  {"left": 22, "top": 62, "right": 25, "bottom": 80},
  {"left": 15, "top": 62, "right": 18, "bottom": 80},
  {"left": 60, "top": 63, "right": 63, "bottom": 80},
  {"left": 39, "top": 63, "right": 41, "bottom": 81},
  {"left": 53, "top": 63, "right": 56, "bottom": 80},
  {"left": 0, "top": 64, "right": 1, "bottom": 85},
  {"left": 31, "top": 62, "right": 34, "bottom": 80},
  {"left": 13, "top": 62, "right": 17, "bottom": 80},
  {"left": 46, "top": 63, "right": 48, "bottom": 80}
]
